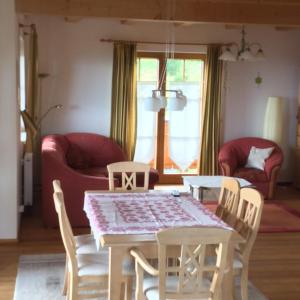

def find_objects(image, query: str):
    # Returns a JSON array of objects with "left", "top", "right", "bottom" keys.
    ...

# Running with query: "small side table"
[{"left": 182, "top": 175, "right": 252, "bottom": 202}]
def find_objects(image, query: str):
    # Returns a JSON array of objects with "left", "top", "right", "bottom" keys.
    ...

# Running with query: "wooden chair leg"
[
  {"left": 125, "top": 276, "right": 133, "bottom": 300},
  {"left": 240, "top": 266, "right": 249, "bottom": 300},
  {"left": 69, "top": 274, "right": 78, "bottom": 300},
  {"left": 62, "top": 260, "right": 68, "bottom": 295},
  {"left": 120, "top": 282, "right": 125, "bottom": 300}
]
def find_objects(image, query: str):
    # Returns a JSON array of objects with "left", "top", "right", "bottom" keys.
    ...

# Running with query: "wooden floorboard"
[{"left": 1, "top": 185, "right": 300, "bottom": 299}]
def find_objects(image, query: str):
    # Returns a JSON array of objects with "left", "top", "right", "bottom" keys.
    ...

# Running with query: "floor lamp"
[{"left": 263, "top": 96, "right": 284, "bottom": 144}]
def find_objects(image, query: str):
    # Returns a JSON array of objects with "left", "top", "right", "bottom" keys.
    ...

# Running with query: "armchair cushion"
[
  {"left": 66, "top": 143, "right": 91, "bottom": 169},
  {"left": 234, "top": 167, "right": 268, "bottom": 183},
  {"left": 245, "top": 146, "right": 274, "bottom": 170}
]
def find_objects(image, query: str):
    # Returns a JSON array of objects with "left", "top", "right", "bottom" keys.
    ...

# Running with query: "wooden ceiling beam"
[{"left": 15, "top": 0, "right": 300, "bottom": 26}]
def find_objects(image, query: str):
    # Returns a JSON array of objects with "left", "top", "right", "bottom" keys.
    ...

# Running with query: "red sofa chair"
[
  {"left": 218, "top": 137, "right": 283, "bottom": 199},
  {"left": 42, "top": 133, "right": 159, "bottom": 227}
]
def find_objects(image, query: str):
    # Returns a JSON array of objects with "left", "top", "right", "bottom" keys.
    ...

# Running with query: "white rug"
[{"left": 14, "top": 254, "right": 268, "bottom": 300}]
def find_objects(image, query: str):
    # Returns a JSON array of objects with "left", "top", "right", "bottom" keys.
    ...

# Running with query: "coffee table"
[{"left": 182, "top": 175, "right": 252, "bottom": 201}]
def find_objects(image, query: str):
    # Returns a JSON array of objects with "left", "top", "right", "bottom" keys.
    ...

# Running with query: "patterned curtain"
[{"left": 110, "top": 42, "right": 137, "bottom": 160}]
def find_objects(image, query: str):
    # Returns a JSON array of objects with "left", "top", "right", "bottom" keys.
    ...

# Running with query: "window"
[
  {"left": 19, "top": 34, "right": 27, "bottom": 143},
  {"left": 135, "top": 53, "right": 205, "bottom": 183}
]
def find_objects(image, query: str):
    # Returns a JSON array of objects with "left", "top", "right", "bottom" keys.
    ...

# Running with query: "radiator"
[{"left": 23, "top": 152, "right": 33, "bottom": 206}]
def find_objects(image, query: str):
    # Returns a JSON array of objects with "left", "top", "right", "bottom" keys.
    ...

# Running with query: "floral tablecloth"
[{"left": 84, "top": 191, "right": 231, "bottom": 242}]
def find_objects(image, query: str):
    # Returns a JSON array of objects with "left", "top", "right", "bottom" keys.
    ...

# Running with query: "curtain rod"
[{"left": 100, "top": 38, "right": 231, "bottom": 47}]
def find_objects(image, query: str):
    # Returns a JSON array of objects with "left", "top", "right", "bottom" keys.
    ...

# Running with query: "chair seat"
[
  {"left": 233, "top": 167, "right": 268, "bottom": 183},
  {"left": 143, "top": 276, "right": 211, "bottom": 300},
  {"left": 75, "top": 234, "right": 98, "bottom": 254},
  {"left": 205, "top": 255, "right": 243, "bottom": 271},
  {"left": 77, "top": 253, "right": 134, "bottom": 277}
]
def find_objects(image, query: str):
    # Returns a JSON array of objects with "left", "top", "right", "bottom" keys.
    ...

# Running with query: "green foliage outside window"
[
  {"left": 139, "top": 58, "right": 159, "bottom": 81},
  {"left": 185, "top": 60, "right": 204, "bottom": 81}
]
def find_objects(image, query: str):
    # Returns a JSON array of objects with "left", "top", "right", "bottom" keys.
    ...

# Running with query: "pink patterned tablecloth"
[{"left": 84, "top": 191, "right": 231, "bottom": 238}]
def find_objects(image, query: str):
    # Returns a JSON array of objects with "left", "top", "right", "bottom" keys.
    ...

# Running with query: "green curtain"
[
  {"left": 199, "top": 46, "right": 223, "bottom": 175},
  {"left": 110, "top": 42, "right": 137, "bottom": 160},
  {"left": 23, "top": 25, "right": 39, "bottom": 153}
]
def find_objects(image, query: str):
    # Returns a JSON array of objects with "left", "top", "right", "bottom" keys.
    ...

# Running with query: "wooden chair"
[
  {"left": 130, "top": 227, "right": 232, "bottom": 300},
  {"left": 53, "top": 191, "right": 133, "bottom": 299},
  {"left": 53, "top": 180, "right": 100, "bottom": 295},
  {"left": 215, "top": 177, "right": 240, "bottom": 227},
  {"left": 107, "top": 161, "right": 150, "bottom": 191},
  {"left": 233, "top": 188, "right": 264, "bottom": 300}
]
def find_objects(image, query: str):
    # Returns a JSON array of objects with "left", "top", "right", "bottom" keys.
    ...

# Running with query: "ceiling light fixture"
[
  {"left": 219, "top": 26, "right": 265, "bottom": 62},
  {"left": 145, "top": 0, "right": 187, "bottom": 112}
]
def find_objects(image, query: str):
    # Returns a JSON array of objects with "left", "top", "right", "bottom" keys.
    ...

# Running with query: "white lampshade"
[
  {"left": 158, "top": 95, "right": 167, "bottom": 109},
  {"left": 255, "top": 48, "right": 265, "bottom": 61},
  {"left": 263, "top": 96, "right": 284, "bottom": 144},
  {"left": 144, "top": 97, "right": 162, "bottom": 112},
  {"left": 219, "top": 48, "right": 237, "bottom": 62},
  {"left": 239, "top": 48, "right": 255, "bottom": 61},
  {"left": 167, "top": 95, "right": 186, "bottom": 111}
]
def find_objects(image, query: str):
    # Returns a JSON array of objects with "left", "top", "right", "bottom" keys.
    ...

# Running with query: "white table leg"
[{"left": 108, "top": 246, "right": 128, "bottom": 300}]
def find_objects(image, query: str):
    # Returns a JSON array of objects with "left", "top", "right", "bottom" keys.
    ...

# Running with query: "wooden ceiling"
[{"left": 15, "top": 0, "right": 300, "bottom": 26}]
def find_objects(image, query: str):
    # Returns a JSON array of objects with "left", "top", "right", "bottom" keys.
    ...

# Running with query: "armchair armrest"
[
  {"left": 264, "top": 153, "right": 283, "bottom": 180},
  {"left": 218, "top": 148, "right": 239, "bottom": 176},
  {"left": 130, "top": 248, "right": 159, "bottom": 276}
]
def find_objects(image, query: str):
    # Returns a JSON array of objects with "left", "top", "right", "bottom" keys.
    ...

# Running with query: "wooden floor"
[{"left": 1, "top": 186, "right": 300, "bottom": 300}]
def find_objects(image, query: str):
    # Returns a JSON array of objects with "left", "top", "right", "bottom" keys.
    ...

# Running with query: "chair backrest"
[
  {"left": 52, "top": 180, "right": 76, "bottom": 249},
  {"left": 215, "top": 177, "right": 240, "bottom": 226},
  {"left": 107, "top": 161, "right": 150, "bottom": 191},
  {"left": 53, "top": 192, "right": 77, "bottom": 275},
  {"left": 156, "top": 227, "right": 232, "bottom": 300},
  {"left": 234, "top": 188, "right": 263, "bottom": 262}
]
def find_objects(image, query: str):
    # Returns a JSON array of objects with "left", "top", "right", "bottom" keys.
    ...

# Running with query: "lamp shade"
[
  {"left": 144, "top": 97, "right": 162, "bottom": 112},
  {"left": 219, "top": 48, "right": 237, "bottom": 62},
  {"left": 263, "top": 97, "right": 284, "bottom": 144},
  {"left": 167, "top": 94, "right": 187, "bottom": 111},
  {"left": 255, "top": 49, "right": 265, "bottom": 61},
  {"left": 239, "top": 48, "right": 255, "bottom": 61}
]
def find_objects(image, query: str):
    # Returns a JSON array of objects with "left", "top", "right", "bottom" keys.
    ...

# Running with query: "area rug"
[
  {"left": 14, "top": 254, "right": 268, "bottom": 300},
  {"left": 204, "top": 202, "right": 300, "bottom": 233}
]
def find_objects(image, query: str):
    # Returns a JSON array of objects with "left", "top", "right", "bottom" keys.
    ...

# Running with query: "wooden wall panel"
[{"left": 15, "top": 0, "right": 300, "bottom": 26}]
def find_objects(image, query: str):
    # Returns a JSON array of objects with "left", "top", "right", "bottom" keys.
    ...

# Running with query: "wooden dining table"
[{"left": 83, "top": 190, "right": 244, "bottom": 300}]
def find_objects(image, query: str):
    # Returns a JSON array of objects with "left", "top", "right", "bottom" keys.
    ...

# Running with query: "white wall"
[
  {"left": 30, "top": 16, "right": 300, "bottom": 180},
  {"left": 0, "top": 0, "right": 19, "bottom": 239}
]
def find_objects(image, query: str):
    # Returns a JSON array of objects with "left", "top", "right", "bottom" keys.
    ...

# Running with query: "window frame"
[{"left": 137, "top": 52, "right": 206, "bottom": 184}]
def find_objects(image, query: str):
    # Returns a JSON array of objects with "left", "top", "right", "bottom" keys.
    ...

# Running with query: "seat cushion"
[
  {"left": 205, "top": 255, "right": 243, "bottom": 271},
  {"left": 143, "top": 276, "right": 210, "bottom": 300},
  {"left": 234, "top": 167, "right": 268, "bottom": 183},
  {"left": 77, "top": 253, "right": 109, "bottom": 277},
  {"left": 77, "top": 253, "right": 134, "bottom": 277},
  {"left": 75, "top": 234, "right": 98, "bottom": 254}
]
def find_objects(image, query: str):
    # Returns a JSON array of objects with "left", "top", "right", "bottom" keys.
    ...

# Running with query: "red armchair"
[
  {"left": 218, "top": 137, "right": 283, "bottom": 199},
  {"left": 42, "top": 133, "right": 159, "bottom": 227}
]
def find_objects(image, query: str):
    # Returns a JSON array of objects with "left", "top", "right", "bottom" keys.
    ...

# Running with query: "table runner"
[{"left": 84, "top": 191, "right": 231, "bottom": 240}]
